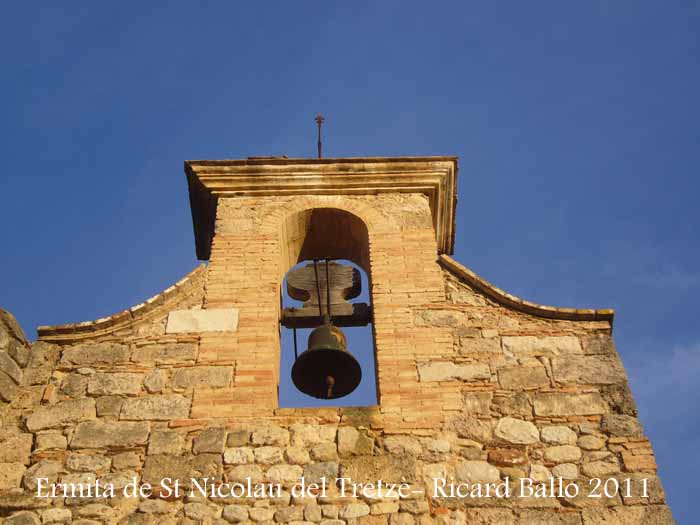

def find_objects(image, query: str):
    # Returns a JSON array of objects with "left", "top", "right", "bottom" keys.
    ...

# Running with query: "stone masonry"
[{"left": 0, "top": 157, "right": 673, "bottom": 524}]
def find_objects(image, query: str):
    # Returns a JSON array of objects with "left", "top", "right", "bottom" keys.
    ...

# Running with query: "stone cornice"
[
  {"left": 185, "top": 156, "right": 458, "bottom": 260},
  {"left": 36, "top": 265, "right": 207, "bottom": 343},
  {"left": 439, "top": 255, "right": 615, "bottom": 325}
]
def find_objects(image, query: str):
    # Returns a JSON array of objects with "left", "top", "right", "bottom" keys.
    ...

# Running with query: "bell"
[{"left": 291, "top": 322, "right": 362, "bottom": 399}]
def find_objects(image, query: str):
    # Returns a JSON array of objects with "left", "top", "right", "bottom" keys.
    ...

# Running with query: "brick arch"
[
  {"left": 257, "top": 195, "right": 385, "bottom": 236},
  {"left": 259, "top": 197, "right": 385, "bottom": 277},
  {"left": 271, "top": 199, "right": 381, "bottom": 407}
]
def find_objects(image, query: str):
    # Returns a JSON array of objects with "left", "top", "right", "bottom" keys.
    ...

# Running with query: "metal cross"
[{"left": 315, "top": 114, "right": 325, "bottom": 158}]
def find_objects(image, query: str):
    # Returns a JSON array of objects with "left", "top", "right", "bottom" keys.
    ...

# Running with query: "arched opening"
[{"left": 277, "top": 208, "right": 378, "bottom": 408}]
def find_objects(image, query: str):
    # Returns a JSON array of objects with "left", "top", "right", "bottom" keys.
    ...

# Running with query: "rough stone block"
[
  {"left": 253, "top": 425, "right": 291, "bottom": 446},
  {"left": 143, "top": 369, "right": 167, "bottom": 393},
  {"left": 3, "top": 511, "right": 40, "bottom": 525},
  {"left": 290, "top": 424, "right": 334, "bottom": 447},
  {"left": 71, "top": 421, "right": 150, "bottom": 449},
  {"left": 267, "top": 464, "right": 303, "bottom": 484},
  {"left": 502, "top": 336, "right": 582, "bottom": 357},
  {"left": 493, "top": 391, "right": 533, "bottom": 418},
  {"left": 224, "top": 447, "right": 254, "bottom": 465},
  {"left": 339, "top": 503, "right": 370, "bottom": 519},
  {"left": 142, "top": 455, "right": 189, "bottom": 486},
  {"left": 222, "top": 505, "right": 249, "bottom": 522},
  {"left": 311, "top": 442, "right": 339, "bottom": 461},
  {"left": 452, "top": 417, "right": 493, "bottom": 443},
  {"left": 137, "top": 499, "right": 169, "bottom": 514},
  {"left": 494, "top": 417, "right": 539, "bottom": 445},
  {"left": 0, "top": 462, "right": 26, "bottom": 490},
  {"left": 184, "top": 502, "right": 218, "bottom": 521},
  {"left": 455, "top": 461, "right": 500, "bottom": 483},
  {"left": 66, "top": 453, "right": 111, "bottom": 473},
  {"left": 172, "top": 366, "right": 233, "bottom": 389},
  {"left": 131, "top": 343, "right": 196, "bottom": 364},
  {"left": 25, "top": 398, "right": 96, "bottom": 431},
  {"left": 578, "top": 435, "right": 605, "bottom": 450},
  {"left": 0, "top": 432, "right": 33, "bottom": 464},
  {"left": 193, "top": 428, "right": 227, "bottom": 454},
  {"left": 581, "top": 461, "right": 619, "bottom": 477},
  {"left": 148, "top": 430, "right": 185, "bottom": 455},
  {"left": 7, "top": 340, "right": 30, "bottom": 368},
  {"left": 87, "top": 373, "right": 143, "bottom": 396},
  {"left": 497, "top": 366, "right": 549, "bottom": 389},
  {"left": 190, "top": 453, "right": 223, "bottom": 482},
  {"left": 534, "top": 393, "right": 607, "bottom": 416},
  {"left": 0, "top": 493, "right": 51, "bottom": 512},
  {"left": 551, "top": 463, "right": 578, "bottom": 479},
  {"left": 59, "top": 374, "right": 88, "bottom": 397},
  {"left": 543, "top": 445, "right": 582, "bottom": 464},
  {"left": 338, "top": 427, "right": 374, "bottom": 456},
  {"left": 285, "top": 446, "right": 311, "bottom": 465},
  {"left": 463, "top": 391, "right": 493, "bottom": 415},
  {"left": 60, "top": 343, "right": 131, "bottom": 366},
  {"left": 35, "top": 432, "right": 68, "bottom": 452},
  {"left": 0, "top": 351, "right": 22, "bottom": 383},
  {"left": 112, "top": 451, "right": 142, "bottom": 470},
  {"left": 540, "top": 426, "right": 577, "bottom": 445},
  {"left": 384, "top": 435, "right": 422, "bottom": 455},
  {"left": 416, "top": 309, "right": 464, "bottom": 327},
  {"left": 581, "top": 334, "right": 616, "bottom": 356},
  {"left": 601, "top": 414, "right": 643, "bottom": 437},
  {"left": 600, "top": 383, "right": 638, "bottom": 416},
  {"left": 166, "top": 308, "right": 239, "bottom": 333},
  {"left": 41, "top": 508, "right": 72, "bottom": 523},
  {"left": 304, "top": 462, "right": 340, "bottom": 484},
  {"left": 120, "top": 395, "right": 190, "bottom": 420},
  {"left": 459, "top": 337, "right": 501, "bottom": 354},
  {"left": 142, "top": 453, "right": 221, "bottom": 490},
  {"left": 95, "top": 395, "right": 123, "bottom": 417},
  {"left": 23, "top": 460, "right": 62, "bottom": 491},
  {"left": 24, "top": 341, "right": 59, "bottom": 385},
  {"left": 254, "top": 446, "right": 283, "bottom": 464},
  {"left": 0, "top": 370, "right": 18, "bottom": 402},
  {"left": 340, "top": 455, "right": 416, "bottom": 484},
  {"left": 226, "top": 429, "right": 250, "bottom": 447},
  {"left": 417, "top": 361, "right": 490, "bottom": 382},
  {"left": 552, "top": 355, "right": 626, "bottom": 385},
  {"left": 248, "top": 508, "right": 275, "bottom": 521},
  {"left": 226, "top": 464, "right": 263, "bottom": 483},
  {"left": 274, "top": 506, "right": 303, "bottom": 522},
  {"left": 0, "top": 309, "right": 27, "bottom": 345}
]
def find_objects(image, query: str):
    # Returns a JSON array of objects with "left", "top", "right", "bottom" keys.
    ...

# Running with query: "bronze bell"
[{"left": 291, "top": 322, "right": 362, "bottom": 399}]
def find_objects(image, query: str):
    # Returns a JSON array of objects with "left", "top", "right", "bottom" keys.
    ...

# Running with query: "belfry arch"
[
  {"left": 277, "top": 207, "right": 378, "bottom": 407},
  {"left": 278, "top": 207, "right": 371, "bottom": 277}
]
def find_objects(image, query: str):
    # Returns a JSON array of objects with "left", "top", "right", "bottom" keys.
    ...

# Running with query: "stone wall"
[{"left": 0, "top": 188, "right": 674, "bottom": 524}]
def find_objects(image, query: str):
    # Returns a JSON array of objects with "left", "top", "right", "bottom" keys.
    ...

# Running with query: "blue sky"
[{"left": 1, "top": 1, "right": 698, "bottom": 520}]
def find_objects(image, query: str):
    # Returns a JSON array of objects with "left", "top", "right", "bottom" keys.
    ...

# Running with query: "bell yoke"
[{"left": 283, "top": 259, "right": 366, "bottom": 399}]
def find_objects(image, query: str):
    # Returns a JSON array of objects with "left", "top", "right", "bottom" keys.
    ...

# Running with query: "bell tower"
[{"left": 185, "top": 156, "right": 458, "bottom": 420}]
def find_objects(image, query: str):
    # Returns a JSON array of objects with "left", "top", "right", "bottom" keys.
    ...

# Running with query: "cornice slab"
[{"left": 185, "top": 156, "right": 458, "bottom": 260}]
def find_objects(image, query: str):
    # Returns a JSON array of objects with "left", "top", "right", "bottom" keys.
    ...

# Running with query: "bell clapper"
[{"left": 325, "top": 375, "right": 335, "bottom": 398}]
